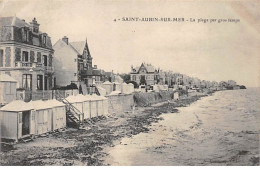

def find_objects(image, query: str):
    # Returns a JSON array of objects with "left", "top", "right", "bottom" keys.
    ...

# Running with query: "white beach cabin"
[
  {"left": 65, "top": 95, "right": 84, "bottom": 122},
  {"left": 102, "top": 81, "right": 113, "bottom": 95},
  {"left": 30, "top": 100, "right": 53, "bottom": 135},
  {"left": 47, "top": 99, "right": 66, "bottom": 131},
  {"left": 0, "top": 100, "right": 34, "bottom": 142},
  {"left": 0, "top": 74, "right": 17, "bottom": 106}
]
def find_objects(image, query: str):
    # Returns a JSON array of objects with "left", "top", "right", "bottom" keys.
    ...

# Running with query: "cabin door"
[
  {"left": 30, "top": 110, "right": 36, "bottom": 134},
  {"left": 22, "top": 111, "right": 30, "bottom": 136}
]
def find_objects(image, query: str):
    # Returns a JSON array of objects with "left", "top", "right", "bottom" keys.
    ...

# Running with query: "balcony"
[
  {"left": 15, "top": 62, "right": 54, "bottom": 72},
  {"left": 21, "top": 62, "right": 32, "bottom": 67}
]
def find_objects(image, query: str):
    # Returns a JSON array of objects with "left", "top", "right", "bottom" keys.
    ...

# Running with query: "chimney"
[
  {"left": 62, "top": 36, "right": 69, "bottom": 45},
  {"left": 30, "top": 17, "right": 40, "bottom": 33}
]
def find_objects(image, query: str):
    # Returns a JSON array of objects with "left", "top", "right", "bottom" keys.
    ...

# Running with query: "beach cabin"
[
  {"left": 95, "top": 94, "right": 107, "bottom": 116},
  {"left": 152, "top": 84, "right": 159, "bottom": 92},
  {"left": 121, "top": 83, "right": 128, "bottom": 94},
  {"left": 65, "top": 95, "right": 84, "bottom": 122},
  {"left": 0, "top": 74, "right": 17, "bottom": 106},
  {"left": 100, "top": 95, "right": 109, "bottom": 116},
  {"left": 121, "top": 83, "right": 134, "bottom": 94},
  {"left": 0, "top": 100, "right": 34, "bottom": 142},
  {"left": 96, "top": 86, "right": 106, "bottom": 96},
  {"left": 30, "top": 100, "right": 53, "bottom": 135},
  {"left": 75, "top": 94, "right": 91, "bottom": 120},
  {"left": 102, "top": 81, "right": 113, "bottom": 95},
  {"left": 127, "top": 83, "right": 134, "bottom": 93},
  {"left": 47, "top": 100, "right": 66, "bottom": 131},
  {"left": 174, "top": 92, "right": 179, "bottom": 100},
  {"left": 89, "top": 94, "right": 99, "bottom": 118},
  {"left": 113, "top": 82, "right": 121, "bottom": 91}
]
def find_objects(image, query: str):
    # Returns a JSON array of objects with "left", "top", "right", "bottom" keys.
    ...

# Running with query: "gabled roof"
[
  {"left": 131, "top": 63, "right": 157, "bottom": 74},
  {"left": 53, "top": 39, "right": 80, "bottom": 55},
  {"left": 0, "top": 74, "right": 17, "bottom": 82},
  {"left": 142, "top": 63, "right": 155, "bottom": 73},
  {"left": 54, "top": 38, "right": 91, "bottom": 56},
  {"left": 70, "top": 41, "right": 85, "bottom": 54}
]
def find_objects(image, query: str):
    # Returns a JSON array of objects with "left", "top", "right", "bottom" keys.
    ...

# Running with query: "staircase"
[
  {"left": 55, "top": 90, "right": 84, "bottom": 128},
  {"left": 20, "top": 135, "right": 33, "bottom": 143},
  {"left": 95, "top": 86, "right": 101, "bottom": 96}
]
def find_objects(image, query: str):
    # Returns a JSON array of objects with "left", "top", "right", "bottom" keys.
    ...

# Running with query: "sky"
[{"left": 0, "top": 0, "right": 259, "bottom": 87}]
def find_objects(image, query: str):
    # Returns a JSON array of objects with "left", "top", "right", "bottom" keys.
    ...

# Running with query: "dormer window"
[
  {"left": 43, "top": 36, "right": 46, "bottom": 45},
  {"left": 24, "top": 29, "right": 29, "bottom": 42},
  {"left": 33, "top": 27, "right": 38, "bottom": 33}
]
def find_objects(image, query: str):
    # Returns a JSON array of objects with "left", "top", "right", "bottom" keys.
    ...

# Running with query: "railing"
[
  {"left": 44, "top": 66, "right": 54, "bottom": 72},
  {"left": 21, "top": 62, "right": 32, "bottom": 67},
  {"left": 55, "top": 90, "right": 84, "bottom": 122},
  {"left": 14, "top": 62, "right": 54, "bottom": 72}
]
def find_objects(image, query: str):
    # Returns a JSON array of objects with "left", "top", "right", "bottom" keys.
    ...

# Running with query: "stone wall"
[
  {"left": 106, "top": 94, "right": 134, "bottom": 114},
  {"left": 133, "top": 91, "right": 174, "bottom": 107}
]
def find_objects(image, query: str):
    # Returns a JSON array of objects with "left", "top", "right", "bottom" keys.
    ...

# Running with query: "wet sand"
[{"left": 0, "top": 94, "right": 207, "bottom": 166}]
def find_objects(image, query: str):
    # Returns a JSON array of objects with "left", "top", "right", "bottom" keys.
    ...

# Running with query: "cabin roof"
[
  {"left": 0, "top": 74, "right": 17, "bottom": 82},
  {"left": 0, "top": 100, "right": 33, "bottom": 112}
]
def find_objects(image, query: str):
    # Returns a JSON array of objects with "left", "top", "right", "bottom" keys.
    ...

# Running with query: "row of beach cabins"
[
  {"left": 0, "top": 94, "right": 109, "bottom": 143},
  {"left": 0, "top": 74, "right": 179, "bottom": 144}
]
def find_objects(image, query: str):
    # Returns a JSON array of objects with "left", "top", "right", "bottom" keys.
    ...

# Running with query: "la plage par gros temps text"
[{"left": 116, "top": 17, "right": 240, "bottom": 23}]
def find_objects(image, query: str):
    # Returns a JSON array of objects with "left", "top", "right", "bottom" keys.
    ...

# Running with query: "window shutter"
[
  {"left": 30, "top": 51, "right": 35, "bottom": 62},
  {"left": 37, "top": 52, "right": 41, "bottom": 63},
  {"left": 0, "top": 50, "right": 3, "bottom": 67},
  {"left": 5, "top": 47, "right": 11, "bottom": 67},
  {"left": 15, "top": 48, "right": 21, "bottom": 61}
]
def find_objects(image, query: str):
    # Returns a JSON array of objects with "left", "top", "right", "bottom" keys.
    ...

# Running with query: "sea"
[{"left": 105, "top": 88, "right": 260, "bottom": 166}]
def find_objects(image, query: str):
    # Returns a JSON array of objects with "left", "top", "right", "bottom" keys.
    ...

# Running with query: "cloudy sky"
[{"left": 0, "top": 0, "right": 259, "bottom": 87}]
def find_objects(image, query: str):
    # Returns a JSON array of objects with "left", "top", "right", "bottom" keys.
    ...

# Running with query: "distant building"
[
  {"left": 227, "top": 80, "right": 237, "bottom": 87},
  {"left": 0, "top": 16, "right": 54, "bottom": 92},
  {"left": 130, "top": 63, "right": 160, "bottom": 85}
]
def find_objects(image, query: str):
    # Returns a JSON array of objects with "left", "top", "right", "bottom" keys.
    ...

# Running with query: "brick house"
[
  {"left": 0, "top": 16, "right": 54, "bottom": 92},
  {"left": 130, "top": 63, "right": 161, "bottom": 85}
]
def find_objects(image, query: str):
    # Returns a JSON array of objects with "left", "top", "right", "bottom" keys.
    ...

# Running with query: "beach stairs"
[
  {"left": 55, "top": 91, "right": 84, "bottom": 129},
  {"left": 95, "top": 86, "right": 101, "bottom": 96},
  {"left": 20, "top": 135, "right": 33, "bottom": 143}
]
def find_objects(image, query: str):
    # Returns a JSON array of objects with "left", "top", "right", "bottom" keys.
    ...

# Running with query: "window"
[
  {"left": 37, "top": 52, "right": 41, "bottom": 63},
  {"left": 132, "top": 75, "right": 136, "bottom": 81},
  {"left": 37, "top": 75, "right": 43, "bottom": 90},
  {"left": 22, "top": 74, "right": 32, "bottom": 90},
  {"left": 0, "top": 49, "right": 3, "bottom": 67},
  {"left": 22, "top": 51, "right": 29, "bottom": 62},
  {"left": 43, "top": 55, "right": 47, "bottom": 66},
  {"left": 24, "top": 29, "right": 29, "bottom": 42},
  {"left": 33, "top": 27, "right": 38, "bottom": 33},
  {"left": 43, "top": 36, "right": 46, "bottom": 45}
]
